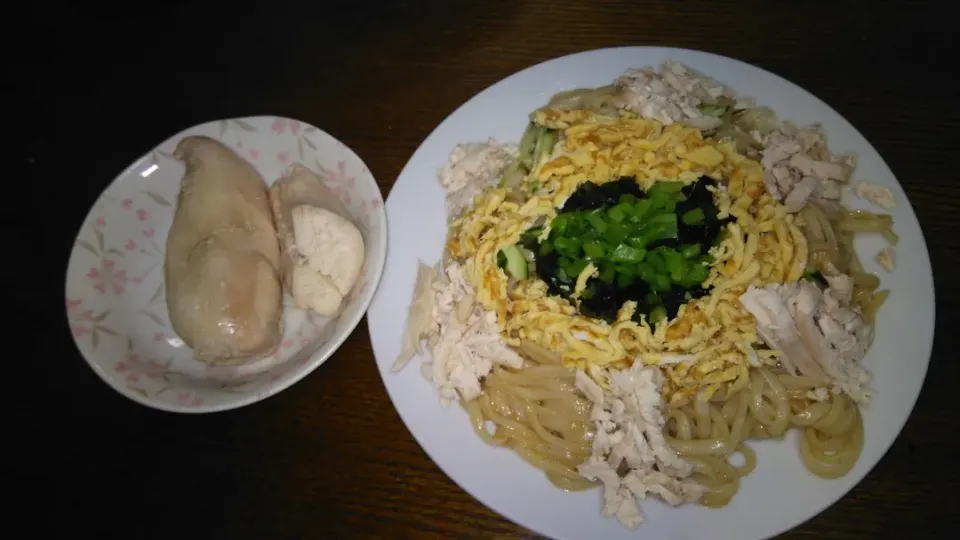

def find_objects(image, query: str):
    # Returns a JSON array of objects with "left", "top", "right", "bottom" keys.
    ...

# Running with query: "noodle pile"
[
  {"left": 666, "top": 367, "right": 863, "bottom": 507},
  {"left": 464, "top": 340, "right": 595, "bottom": 491},
  {"left": 801, "top": 201, "right": 892, "bottom": 322}
]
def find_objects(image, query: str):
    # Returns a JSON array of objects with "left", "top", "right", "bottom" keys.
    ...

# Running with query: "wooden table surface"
[{"left": 26, "top": 1, "right": 958, "bottom": 538}]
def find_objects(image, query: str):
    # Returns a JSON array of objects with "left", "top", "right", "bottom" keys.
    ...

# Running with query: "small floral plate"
[{"left": 65, "top": 117, "right": 387, "bottom": 413}]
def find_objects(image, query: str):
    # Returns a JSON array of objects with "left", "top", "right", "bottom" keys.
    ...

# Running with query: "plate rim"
[
  {"left": 65, "top": 115, "right": 389, "bottom": 414},
  {"left": 368, "top": 46, "right": 936, "bottom": 539}
]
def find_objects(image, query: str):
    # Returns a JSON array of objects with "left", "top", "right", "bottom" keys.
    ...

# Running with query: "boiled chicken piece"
[
  {"left": 270, "top": 164, "right": 365, "bottom": 316},
  {"left": 165, "top": 136, "right": 283, "bottom": 364}
]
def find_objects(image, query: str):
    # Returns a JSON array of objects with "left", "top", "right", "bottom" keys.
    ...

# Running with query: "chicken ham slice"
[{"left": 740, "top": 280, "right": 873, "bottom": 403}]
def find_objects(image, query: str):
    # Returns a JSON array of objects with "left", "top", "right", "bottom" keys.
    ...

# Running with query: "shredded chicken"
[
  {"left": 615, "top": 61, "right": 741, "bottom": 126},
  {"left": 875, "top": 247, "right": 896, "bottom": 272},
  {"left": 397, "top": 261, "right": 521, "bottom": 407},
  {"left": 438, "top": 139, "right": 517, "bottom": 219},
  {"left": 613, "top": 62, "right": 860, "bottom": 212},
  {"left": 739, "top": 278, "right": 873, "bottom": 403},
  {"left": 855, "top": 181, "right": 897, "bottom": 210},
  {"left": 576, "top": 364, "right": 703, "bottom": 529},
  {"left": 759, "top": 130, "right": 855, "bottom": 208}
]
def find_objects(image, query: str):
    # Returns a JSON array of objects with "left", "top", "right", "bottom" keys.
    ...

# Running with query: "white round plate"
[
  {"left": 66, "top": 116, "right": 387, "bottom": 413},
  {"left": 367, "top": 48, "right": 935, "bottom": 539}
]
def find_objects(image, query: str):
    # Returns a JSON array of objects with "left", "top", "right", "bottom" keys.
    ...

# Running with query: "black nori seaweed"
[
  {"left": 531, "top": 175, "right": 730, "bottom": 323},
  {"left": 561, "top": 177, "right": 646, "bottom": 212}
]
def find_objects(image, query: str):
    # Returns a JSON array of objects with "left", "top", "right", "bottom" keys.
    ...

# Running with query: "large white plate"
[{"left": 367, "top": 48, "right": 934, "bottom": 539}]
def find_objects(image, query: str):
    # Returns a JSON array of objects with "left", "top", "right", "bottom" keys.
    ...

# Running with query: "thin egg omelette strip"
[{"left": 448, "top": 111, "right": 807, "bottom": 403}]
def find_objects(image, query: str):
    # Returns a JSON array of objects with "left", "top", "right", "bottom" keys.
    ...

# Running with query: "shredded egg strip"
[{"left": 449, "top": 111, "right": 807, "bottom": 403}]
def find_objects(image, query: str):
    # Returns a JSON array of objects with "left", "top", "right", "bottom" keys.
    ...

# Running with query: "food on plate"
[
  {"left": 854, "top": 181, "right": 897, "bottom": 210},
  {"left": 875, "top": 247, "right": 896, "bottom": 272},
  {"left": 270, "top": 164, "right": 365, "bottom": 316},
  {"left": 394, "top": 61, "right": 897, "bottom": 529},
  {"left": 165, "top": 136, "right": 283, "bottom": 364}
]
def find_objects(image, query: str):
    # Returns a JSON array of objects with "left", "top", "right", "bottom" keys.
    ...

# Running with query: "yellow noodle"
[{"left": 664, "top": 368, "right": 865, "bottom": 507}]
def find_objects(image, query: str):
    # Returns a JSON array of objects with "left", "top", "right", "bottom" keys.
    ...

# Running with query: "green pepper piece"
[
  {"left": 617, "top": 272, "right": 635, "bottom": 288},
  {"left": 583, "top": 242, "right": 606, "bottom": 259},
  {"left": 649, "top": 305, "right": 668, "bottom": 324},
  {"left": 564, "top": 259, "right": 589, "bottom": 278},
  {"left": 647, "top": 181, "right": 684, "bottom": 198},
  {"left": 607, "top": 205, "right": 626, "bottom": 223},
  {"left": 599, "top": 264, "right": 617, "bottom": 284},
  {"left": 614, "top": 263, "right": 637, "bottom": 277},
  {"left": 635, "top": 262, "right": 656, "bottom": 282},
  {"left": 679, "top": 243, "right": 702, "bottom": 259},
  {"left": 682, "top": 208, "right": 705, "bottom": 226},
  {"left": 628, "top": 199, "right": 653, "bottom": 221},
  {"left": 627, "top": 235, "right": 648, "bottom": 249},
  {"left": 554, "top": 237, "right": 582, "bottom": 257},
  {"left": 645, "top": 251, "right": 666, "bottom": 274},
  {"left": 580, "top": 285, "right": 595, "bottom": 299},
  {"left": 684, "top": 263, "right": 710, "bottom": 285},
  {"left": 652, "top": 274, "right": 672, "bottom": 292},
  {"left": 586, "top": 213, "right": 608, "bottom": 233},
  {"left": 619, "top": 193, "right": 638, "bottom": 205},
  {"left": 603, "top": 221, "right": 628, "bottom": 245},
  {"left": 609, "top": 244, "right": 646, "bottom": 264},
  {"left": 642, "top": 214, "right": 679, "bottom": 241},
  {"left": 661, "top": 248, "right": 688, "bottom": 281},
  {"left": 552, "top": 214, "right": 571, "bottom": 235}
]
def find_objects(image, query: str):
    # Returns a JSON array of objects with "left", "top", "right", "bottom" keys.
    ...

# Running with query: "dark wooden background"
[{"left": 19, "top": 0, "right": 958, "bottom": 538}]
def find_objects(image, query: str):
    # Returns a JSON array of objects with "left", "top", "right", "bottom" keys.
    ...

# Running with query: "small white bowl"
[{"left": 65, "top": 117, "right": 387, "bottom": 413}]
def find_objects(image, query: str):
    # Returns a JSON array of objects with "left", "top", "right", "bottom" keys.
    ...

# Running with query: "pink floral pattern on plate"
[{"left": 65, "top": 116, "right": 387, "bottom": 413}]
